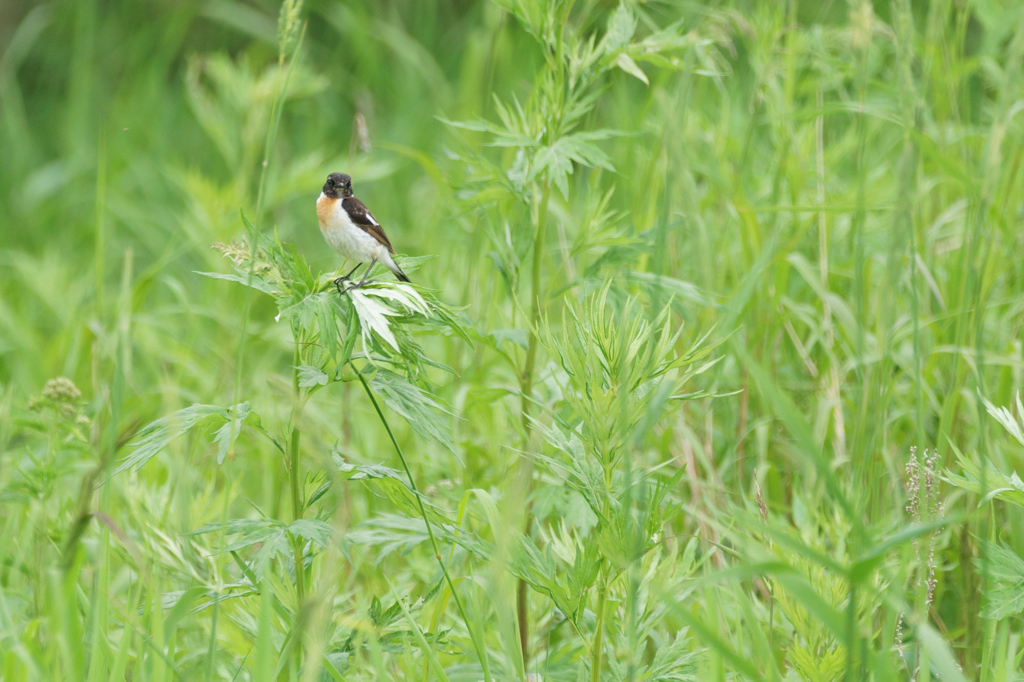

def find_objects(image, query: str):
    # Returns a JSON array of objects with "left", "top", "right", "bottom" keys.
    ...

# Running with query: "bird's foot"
[{"left": 340, "top": 278, "right": 376, "bottom": 295}]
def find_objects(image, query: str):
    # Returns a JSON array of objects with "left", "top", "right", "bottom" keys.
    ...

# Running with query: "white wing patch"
[{"left": 366, "top": 212, "right": 379, "bottom": 226}]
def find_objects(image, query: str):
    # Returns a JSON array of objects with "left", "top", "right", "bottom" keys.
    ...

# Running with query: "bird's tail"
[{"left": 386, "top": 254, "right": 410, "bottom": 283}]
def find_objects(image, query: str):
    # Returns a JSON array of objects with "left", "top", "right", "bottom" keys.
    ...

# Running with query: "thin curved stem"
[{"left": 352, "top": 365, "right": 492, "bottom": 682}]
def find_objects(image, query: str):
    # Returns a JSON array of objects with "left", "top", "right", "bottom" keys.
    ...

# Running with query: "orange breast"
[{"left": 316, "top": 195, "right": 338, "bottom": 228}]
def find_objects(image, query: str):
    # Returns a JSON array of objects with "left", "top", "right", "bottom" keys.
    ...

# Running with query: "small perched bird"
[{"left": 316, "top": 172, "right": 410, "bottom": 292}]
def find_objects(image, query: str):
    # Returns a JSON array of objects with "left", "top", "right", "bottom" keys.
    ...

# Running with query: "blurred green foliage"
[{"left": 4, "top": 0, "right": 1024, "bottom": 680}]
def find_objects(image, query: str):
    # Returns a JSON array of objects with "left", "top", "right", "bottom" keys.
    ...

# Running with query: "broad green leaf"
[{"left": 917, "top": 622, "right": 968, "bottom": 682}]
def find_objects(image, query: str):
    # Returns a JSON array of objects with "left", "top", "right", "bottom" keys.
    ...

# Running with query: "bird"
[{"left": 316, "top": 172, "right": 410, "bottom": 293}]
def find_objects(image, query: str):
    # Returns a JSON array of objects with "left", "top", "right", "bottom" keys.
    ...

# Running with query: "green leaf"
[
  {"left": 659, "top": 588, "right": 766, "bottom": 682},
  {"left": 530, "top": 486, "right": 598, "bottom": 536},
  {"left": 916, "top": 622, "right": 968, "bottom": 682},
  {"left": 115, "top": 404, "right": 231, "bottom": 474},
  {"left": 489, "top": 328, "right": 529, "bottom": 350},
  {"left": 773, "top": 573, "right": 848, "bottom": 642},
  {"left": 348, "top": 513, "right": 431, "bottom": 563},
  {"left": 943, "top": 441, "right": 1024, "bottom": 509},
  {"left": 980, "top": 391, "right": 1024, "bottom": 446},
  {"left": 196, "top": 270, "right": 280, "bottom": 295},
  {"left": 213, "top": 401, "right": 250, "bottom": 464},
  {"left": 370, "top": 369, "right": 455, "bottom": 453},
  {"left": 276, "top": 0, "right": 303, "bottom": 62},
  {"left": 614, "top": 52, "right": 648, "bottom": 84},
  {"left": 533, "top": 131, "right": 618, "bottom": 199},
  {"left": 347, "top": 283, "right": 430, "bottom": 353},
  {"left": 602, "top": 3, "right": 637, "bottom": 54},
  {"left": 296, "top": 365, "right": 329, "bottom": 388},
  {"left": 335, "top": 456, "right": 453, "bottom": 526},
  {"left": 981, "top": 542, "right": 1024, "bottom": 619},
  {"left": 250, "top": 528, "right": 293, "bottom": 579},
  {"left": 625, "top": 271, "right": 714, "bottom": 308},
  {"left": 186, "top": 518, "right": 273, "bottom": 537},
  {"left": 388, "top": 580, "right": 452, "bottom": 682},
  {"left": 534, "top": 144, "right": 575, "bottom": 199},
  {"left": 288, "top": 519, "right": 333, "bottom": 550}
]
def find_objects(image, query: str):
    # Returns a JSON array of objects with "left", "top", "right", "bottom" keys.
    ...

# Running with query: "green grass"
[{"left": 3, "top": 0, "right": 1024, "bottom": 679}]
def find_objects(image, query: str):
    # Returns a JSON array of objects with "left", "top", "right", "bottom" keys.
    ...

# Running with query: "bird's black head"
[{"left": 323, "top": 172, "right": 353, "bottom": 198}]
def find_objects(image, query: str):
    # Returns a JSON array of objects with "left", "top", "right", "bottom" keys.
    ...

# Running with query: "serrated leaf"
[
  {"left": 288, "top": 519, "right": 334, "bottom": 549},
  {"left": 213, "top": 401, "right": 250, "bottom": 464},
  {"left": 980, "top": 391, "right": 1024, "bottom": 446},
  {"left": 535, "top": 144, "right": 574, "bottom": 199},
  {"left": 533, "top": 131, "right": 618, "bottom": 199},
  {"left": 196, "top": 271, "right": 280, "bottom": 295},
  {"left": 614, "top": 52, "right": 648, "bottom": 84},
  {"left": 115, "top": 404, "right": 232, "bottom": 474},
  {"left": 981, "top": 541, "right": 1024, "bottom": 619},
  {"left": 225, "top": 525, "right": 285, "bottom": 553},
  {"left": 349, "top": 288, "right": 401, "bottom": 351},
  {"left": 250, "top": 528, "right": 293, "bottom": 579},
  {"left": 489, "top": 328, "right": 529, "bottom": 350},
  {"left": 370, "top": 369, "right": 455, "bottom": 452},
  {"left": 602, "top": 3, "right": 637, "bottom": 54},
  {"left": 361, "top": 284, "right": 430, "bottom": 317},
  {"left": 296, "top": 365, "right": 329, "bottom": 388},
  {"left": 348, "top": 513, "right": 431, "bottom": 563},
  {"left": 335, "top": 456, "right": 453, "bottom": 526},
  {"left": 186, "top": 518, "right": 274, "bottom": 537}
]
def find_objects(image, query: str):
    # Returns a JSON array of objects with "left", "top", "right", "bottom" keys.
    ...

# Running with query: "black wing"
[{"left": 342, "top": 197, "right": 395, "bottom": 254}]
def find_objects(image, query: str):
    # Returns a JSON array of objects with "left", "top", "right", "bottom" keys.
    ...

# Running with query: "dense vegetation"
[{"left": 3, "top": 0, "right": 1024, "bottom": 679}]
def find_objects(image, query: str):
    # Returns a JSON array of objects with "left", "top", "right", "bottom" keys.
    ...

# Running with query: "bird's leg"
[
  {"left": 343, "top": 258, "right": 377, "bottom": 293},
  {"left": 334, "top": 263, "right": 362, "bottom": 294}
]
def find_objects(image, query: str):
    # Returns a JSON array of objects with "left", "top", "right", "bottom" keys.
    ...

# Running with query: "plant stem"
[
  {"left": 352, "top": 365, "right": 492, "bottom": 682},
  {"left": 516, "top": 179, "right": 551, "bottom": 671},
  {"left": 287, "top": 339, "right": 308, "bottom": 671},
  {"left": 289, "top": 425, "right": 304, "bottom": 602},
  {"left": 590, "top": 572, "right": 608, "bottom": 682},
  {"left": 520, "top": 180, "right": 552, "bottom": 434}
]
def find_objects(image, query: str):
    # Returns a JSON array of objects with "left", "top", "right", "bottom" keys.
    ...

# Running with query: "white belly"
[{"left": 319, "top": 199, "right": 387, "bottom": 264}]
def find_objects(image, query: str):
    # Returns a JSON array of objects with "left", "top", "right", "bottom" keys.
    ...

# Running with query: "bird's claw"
[{"left": 338, "top": 278, "right": 376, "bottom": 295}]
